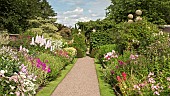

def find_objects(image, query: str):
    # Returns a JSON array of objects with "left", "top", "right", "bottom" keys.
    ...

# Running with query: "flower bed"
[
  {"left": 0, "top": 34, "right": 77, "bottom": 95},
  {"left": 95, "top": 32, "right": 170, "bottom": 95}
]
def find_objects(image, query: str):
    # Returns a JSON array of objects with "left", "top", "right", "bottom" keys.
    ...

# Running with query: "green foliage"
[
  {"left": 0, "top": 0, "right": 55, "bottom": 33},
  {"left": 95, "top": 44, "right": 117, "bottom": 64},
  {"left": 0, "top": 46, "right": 21, "bottom": 76},
  {"left": 107, "top": 0, "right": 170, "bottom": 24},
  {"left": 63, "top": 47, "right": 77, "bottom": 62},
  {"left": 112, "top": 19, "right": 160, "bottom": 54},
  {"left": 97, "top": 32, "right": 170, "bottom": 95},
  {"left": 90, "top": 32, "right": 113, "bottom": 53},
  {"left": 8, "top": 34, "right": 31, "bottom": 49},
  {"left": 0, "top": 31, "right": 10, "bottom": 46},
  {"left": 37, "top": 53, "right": 66, "bottom": 81},
  {"left": 72, "top": 34, "right": 87, "bottom": 58}
]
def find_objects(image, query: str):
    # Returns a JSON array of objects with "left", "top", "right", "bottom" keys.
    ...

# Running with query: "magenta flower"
[
  {"left": 41, "top": 63, "right": 47, "bottom": 70},
  {"left": 118, "top": 60, "right": 124, "bottom": 65},
  {"left": 47, "top": 67, "right": 51, "bottom": 73}
]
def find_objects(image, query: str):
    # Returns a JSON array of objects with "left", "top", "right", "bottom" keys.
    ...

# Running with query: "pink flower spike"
[{"left": 117, "top": 76, "right": 121, "bottom": 82}]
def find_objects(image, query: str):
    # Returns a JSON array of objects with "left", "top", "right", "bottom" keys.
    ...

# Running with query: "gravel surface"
[{"left": 51, "top": 56, "right": 100, "bottom": 96}]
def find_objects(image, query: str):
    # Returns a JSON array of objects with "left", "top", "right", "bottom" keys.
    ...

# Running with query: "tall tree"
[
  {"left": 106, "top": 0, "right": 170, "bottom": 24},
  {"left": 0, "top": 0, "right": 55, "bottom": 33}
]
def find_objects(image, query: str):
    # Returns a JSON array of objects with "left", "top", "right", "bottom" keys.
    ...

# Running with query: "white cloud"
[
  {"left": 91, "top": 14, "right": 98, "bottom": 17},
  {"left": 76, "top": 17, "right": 91, "bottom": 22},
  {"left": 63, "top": 7, "right": 83, "bottom": 15},
  {"left": 50, "top": 0, "right": 111, "bottom": 27},
  {"left": 57, "top": 7, "right": 91, "bottom": 26}
]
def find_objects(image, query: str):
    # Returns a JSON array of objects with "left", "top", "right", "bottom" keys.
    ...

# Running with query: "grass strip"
[
  {"left": 36, "top": 58, "right": 77, "bottom": 96},
  {"left": 95, "top": 63, "right": 116, "bottom": 96}
]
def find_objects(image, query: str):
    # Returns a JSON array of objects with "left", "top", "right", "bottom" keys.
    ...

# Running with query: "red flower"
[
  {"left": 122, "top": 72, "right": 127, "bottom": 80},
  {"left": 117, "top": 76, "right": 121, "bottom": 82}
]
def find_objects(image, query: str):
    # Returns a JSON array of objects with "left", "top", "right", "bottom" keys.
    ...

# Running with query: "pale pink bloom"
[
  {"left": 148, "top": 77, "right": 156, "bottom": 83},
  {"left": 139, "top": 83, "right": 146, "bottom": 87},
  {"left": 167, "top": 77, "right": 170, "bottom": 81},
  {"left": 9, "top": 75, "right": 18, "bottom": 82},
  {"left": 133, "top": 85, "right": 140, "bottom": 90},
  {"left": 15, "top": 91, "right": 20, "bottom": 96},
  {"left": 130, "top": 54, "right": 138, "bottom": 60},
  {"left": 153, "top": 91, "right": 160, "bottom": 95},
  {"left": 148, "top": 72, "right": 154, "bottom": 78}
]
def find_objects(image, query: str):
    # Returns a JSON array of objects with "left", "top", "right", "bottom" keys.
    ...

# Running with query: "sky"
[{"left": 47, "top": 0, "right": 111, "bottom": 27}]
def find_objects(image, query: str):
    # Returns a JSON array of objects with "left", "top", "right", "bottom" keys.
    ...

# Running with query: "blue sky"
[{"left": 47, "top": 0, "right": 111, "bottom": 27}]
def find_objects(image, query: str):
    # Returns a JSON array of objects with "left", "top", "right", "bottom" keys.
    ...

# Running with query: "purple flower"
[
  {"left": 47, "top": 67, "right": 51, "bottom": 73},
  {"left": 36, "top": 63, "right": 41, "bottom": 68},
  {"left": 36, "top": 58, "right": 42, "bottom": 64},
  {"left": 41, "top": 63, "right": 46, "bottom": 70}
]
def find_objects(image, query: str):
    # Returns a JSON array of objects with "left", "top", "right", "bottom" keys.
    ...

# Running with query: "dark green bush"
[
  {"left": 89, "top": 32, "right": 113, "bottom": 53},
  {"left": 75, "top": 48, "right": 86, "bottom": 58},
  {"left": 72, "top": 34, "right": 87, "bottom": 58}
]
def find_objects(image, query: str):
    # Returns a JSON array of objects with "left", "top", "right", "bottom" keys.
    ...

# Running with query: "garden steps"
[{"left": 51, "top": 56, "right": 100, "bottom": 96}]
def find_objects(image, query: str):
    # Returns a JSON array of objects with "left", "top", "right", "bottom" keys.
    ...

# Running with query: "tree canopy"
[
  {"left": 106, "top": 0, "right": 170, "bottom": 24},
  {"left": 0, "top": 0, "right": 55, "bottom": 33}
]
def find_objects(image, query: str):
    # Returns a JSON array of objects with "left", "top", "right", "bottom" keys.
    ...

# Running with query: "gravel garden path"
[{"left": 51, "top": 56, "right": 100, "bottom": 96}]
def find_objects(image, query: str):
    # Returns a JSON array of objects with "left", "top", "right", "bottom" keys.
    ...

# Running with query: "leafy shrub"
[
  {"left": 89, "top": 32, "right": 113, "bottom": 53},
  {"left": 72, "top": 34, "right": 87, "bottom": 58},
  {"left": 89, "top": 48, "right": 99, "bottom": 58},
  {"left": 75, "top": 48, "right": 86, "bottom": 58},
  {"left": 99, "top": 32, "right": 170, "bottom": 95},
  {"left": 63, "top": 47, "right": 77, "bottom": 62},
  {"left": 95, "top": 44, "right": 117, "bottom": 64},
  {"left": 0, "top": 31, "right": 10, "bottom": 46},
  {"left": 8, "top": 34, "right": 31, "bottom": 49},
  {"left": 113, "top": 19, "right": 160, "bottom": 54},
  {"left": 37, "top": 53, "right": 66, "bottom": 81}
]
